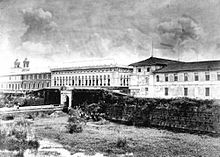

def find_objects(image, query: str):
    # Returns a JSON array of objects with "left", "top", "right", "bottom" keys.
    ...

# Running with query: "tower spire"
[{"left": 151, "top": 40, "right": 154, "bottom": 57}]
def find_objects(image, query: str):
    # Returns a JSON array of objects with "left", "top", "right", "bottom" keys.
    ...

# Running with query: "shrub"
[
  {"left": 116, "top": 137, "right": 127, "bottom": 148},
  {"left": 27, "top": 140, "right": 40, "bottom": 149},
  {"left": 1, "top": 115, "right": 14, "bottom": 121},
  {"left": 66, "top": 108, "right": 84, "bottom": 133}
]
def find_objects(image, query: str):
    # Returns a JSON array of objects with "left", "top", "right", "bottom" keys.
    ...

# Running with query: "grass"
[
  {"left": 33, "top": 115, "right": 220, "bottom": 156},
  {"left": 0, "top": 117, "right": 39, "bottom": 152}
]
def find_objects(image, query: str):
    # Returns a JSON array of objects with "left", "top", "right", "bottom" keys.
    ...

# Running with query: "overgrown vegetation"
[
  {"left": 66, "top": 108, "right": 85, "bottom": 133},
  {"left": 0, "top": 117, "right": 39, "bottom": 154}
]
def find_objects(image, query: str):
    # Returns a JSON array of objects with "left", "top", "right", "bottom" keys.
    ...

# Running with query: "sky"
[{"left": 1, "top": 0, "right": 220, "bottom": 73}]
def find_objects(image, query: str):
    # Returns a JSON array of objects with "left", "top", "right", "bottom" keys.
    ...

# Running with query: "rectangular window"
[
  {"left": 165, "top": 87, "right": 168, "bottom": 96},
  {"left": 184, "top": 88, "right": 188, "bottom": 96},
  {"left": 174, "top": 74, "right": 178, "bottom": 81},
  {"left": 145, "top": 77, "right": 149, "bottom": 83},
  {"left": 145, "top": 87, "right": 148, "bottom": 91},
  {"left": 194, "top": 72, "right": 199, "bottom": 81},
  {"left": 217, "top": 72, "right": 220, "bottom": 81},
  {"left": 165, "top": 74, "right": 168, "bottom": 82},
  {"left": 205, "top": 72, "right": 210, "bottom": 81},
  {"left": 137, "top": 68, "right": 141, "bottom": 72},
  {"left": 156, "top": 75, "right": 159, "bottom": 82},
  {"left": 184, "top": 73, "right": 188, "bottom": 81},
  {"left": 205, "top": 87, "right": 210, "bottom": 96},
  {"left": 147, "top": 67, "right": 150, "bottom": 72}
]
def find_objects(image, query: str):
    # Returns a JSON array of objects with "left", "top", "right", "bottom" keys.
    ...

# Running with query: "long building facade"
[
  {"left": 0, "top": 59, "right": 51, "bottom": 94},
  {"left": 129, "top": 57, "right": 220, "bottom": 99},
  {"left": 50, "top": 65, "right": 132, "bottom": 91},
  {"left": 1, "top": 57, "right": 220, "bottom": 100}
]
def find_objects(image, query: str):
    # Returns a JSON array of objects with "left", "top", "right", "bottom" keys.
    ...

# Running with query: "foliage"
[
  {"left": 0, "top": 117, "right": 39, "bottom": 152},
  {"left": 66, "top": 108, "right": 84, "bottom": 133},
  {"left": 116, "top": 137, "right": 127, "bottom": 148}
]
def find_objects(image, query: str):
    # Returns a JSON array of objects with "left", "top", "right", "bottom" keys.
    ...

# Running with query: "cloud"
[
  {"left": 1, "top": 0, "right": 220, "bottom": 67},
  {"left": 157, "top": 15, "right": 204, "bottom": 52},
  {"left": 21, "top": 8, "right": 58, "bottom": 43}
]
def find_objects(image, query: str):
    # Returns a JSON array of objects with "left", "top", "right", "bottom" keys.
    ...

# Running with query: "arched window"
[
  {"left": 72, "top": 76, "right": 74, "bottom": 86},
  {"left": 69, "top": 76, "right": 71, "bottom": 86},
  {"left": 57, "top": 77, "right": 59, "bottom": 86},
  {"left": 82, "top": 76, "right": 84, "bottom": 86},
  {"left": 123, "top": 75, "right": 126, "bottom": 86},
  {"left": 92, "top": 76, "right": 95, "bottom": 86},
  {"left": 103, "top": 75, "right": 106, "bottom": 86},
  {"left": 54, "top": 77, "right": 56, "bottom": 86},
  {"left": 120, "top": 75, "right": 123, "bottom": 86},
  {"left": 75, "top": 76, "right": 77, "bottom": 86},
  {"left": 100, "top": 75, "right": 102, "bottom": 86},
  {"left": 63, "top": 77, "right": 65, "bottom": 86},
  {"left": 66, "top": 76, "right": 68, "bottom": 85},
  {"left": 96, "top": 75, "right": 98, "bottom": 86},
  {"left": 107, "top": 75, "right": 110, "bottom": 86},
  {"left": 78, "top": 76, "right": 81, "bottom": 86},
  {"left": 60, "top": 77, "right": 62, "bottom": 86},
  {"left": 89, "top": 76, "right": 91, "bottom": 86}
]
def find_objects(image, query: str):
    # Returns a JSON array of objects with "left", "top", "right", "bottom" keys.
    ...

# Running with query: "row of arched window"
[{"left": 53, "top": 75, "right": 111, "bottom": 87}]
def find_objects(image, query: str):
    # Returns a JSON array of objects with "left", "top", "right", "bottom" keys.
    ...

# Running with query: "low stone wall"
[
  {"left": 149, "top": 109, "right": 220, "bottom": 133},
  {"left": 71, "top": 89, "right": 220, "bottom": 134}
]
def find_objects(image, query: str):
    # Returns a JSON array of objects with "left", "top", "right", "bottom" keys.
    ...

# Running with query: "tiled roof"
[
  {"left": 129, "top": 57, "right": 181, "bottom": 67},
  {"left": 155, "top": 60, "right": 220, "bottom": 73}
]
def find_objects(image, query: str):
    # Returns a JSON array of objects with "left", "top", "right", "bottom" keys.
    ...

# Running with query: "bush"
[
  {"left": 116, "top": 137, "right": 127, "bottom": 148},
  {"left": 66, "top": 108, "right": 84, "bottom": 133},
  {"left": 1, "top": 115, "right": 14, "bottom": 121}
]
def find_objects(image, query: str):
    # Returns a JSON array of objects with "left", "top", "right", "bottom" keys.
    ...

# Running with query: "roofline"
[
  {"left": 0, "top": 71, "right": 50, "bottom": 77},
  {"left": 154, "top": 67, "right": 220, "bottom": 73},
  {"left": 129, "top": 63, "right": 171, "bottom": 67},
  {"left": 129, "top": 57, "right": 182, "bottom": 67},
  {"left": 51, "top": 65, "right": 133, "bottom": 72}
]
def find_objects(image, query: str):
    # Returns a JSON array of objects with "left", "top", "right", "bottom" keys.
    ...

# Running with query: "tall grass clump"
[{"left": 0, "top": 117, "right": 39, "bottom": 152}]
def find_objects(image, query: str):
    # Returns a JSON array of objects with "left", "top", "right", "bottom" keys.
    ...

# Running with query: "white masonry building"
[
  {"left": 50, "top": 64, "right": 133, "bottom": 92},
  {"left": 129, "top": 57, "right": 220, "bottom": 99}
]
